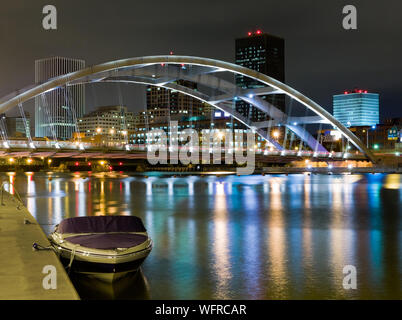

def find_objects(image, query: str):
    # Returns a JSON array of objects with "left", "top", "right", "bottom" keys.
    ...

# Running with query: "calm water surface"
[{"left": 3, "top": 171, "right": 402, "bottom": 299}]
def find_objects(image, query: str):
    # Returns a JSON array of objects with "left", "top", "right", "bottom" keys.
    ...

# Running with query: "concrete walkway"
[{"left": 0, "top": 189, "right": 79, "bottom": 300}]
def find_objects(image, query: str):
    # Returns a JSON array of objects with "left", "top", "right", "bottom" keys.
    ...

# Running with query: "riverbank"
[{"left": 0, "top": 188, "right": 79, "bottom": 300}]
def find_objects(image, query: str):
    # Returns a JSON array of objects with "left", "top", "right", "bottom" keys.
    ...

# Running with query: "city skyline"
[{"left": 0, "top": 0, "right": 401, "bottom": 122}]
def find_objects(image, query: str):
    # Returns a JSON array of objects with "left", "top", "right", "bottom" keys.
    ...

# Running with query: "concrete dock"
[{"left": 0, "top": 189, "right": 79, "bottom": 300}]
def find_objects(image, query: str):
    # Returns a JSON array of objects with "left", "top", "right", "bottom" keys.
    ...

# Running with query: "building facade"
[
  {"left": 35, "top": 56, "right": 85, "bottom": 140},
  {"left": 146, "top": 80, "right": 212, "bottom": 119},
  {"left": 77, "top": 105, "right": 135, "bottom": 142},
  {"left": 1, "top": 113, "right": 31, "bottom": 138},
  {"left": 318, "top": 117, "right": 402, "bottom": 151},
  {"left": 333, "top": 89, "right": 379, "bottom": 127},
  {"left": 235, "top": 30, "right": 285, "bottom": 121}
]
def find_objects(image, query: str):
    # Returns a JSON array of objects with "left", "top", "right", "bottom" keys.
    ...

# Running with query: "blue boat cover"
[{"left": 58, "top": 216, "right": 146, "bottom": 234}]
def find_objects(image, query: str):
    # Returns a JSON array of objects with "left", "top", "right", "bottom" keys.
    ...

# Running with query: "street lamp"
[{"left": 272, "top": 130, "right": 280, "bottom": 139}]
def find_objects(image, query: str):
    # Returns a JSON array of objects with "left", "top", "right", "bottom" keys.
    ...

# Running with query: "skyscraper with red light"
[{"left": 235, "top": 30, "right": 285, "bottom": 121}]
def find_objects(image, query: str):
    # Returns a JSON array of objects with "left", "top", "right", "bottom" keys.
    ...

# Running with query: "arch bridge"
[{"left": 0, "top": 55, "right": 376, "bottom": 163}]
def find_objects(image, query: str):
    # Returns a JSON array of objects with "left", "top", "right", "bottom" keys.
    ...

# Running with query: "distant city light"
[
  {"left": 373, "top": 144, "right": 379, "bottom": 150},
  {"left": 26, "top": 158, "right": 33, "bottom": 164},
  {"left": 272, "top": 130, "right": 280, "bottom": 139},
  {"left": 247, "top": 31, "right": 252, "bottom": 36},
  {"left": 8, "top": 158, "right": 14, "bottom": 163},
  {"left": 256, "top": 29, "right": 262, "bottom": 34}
]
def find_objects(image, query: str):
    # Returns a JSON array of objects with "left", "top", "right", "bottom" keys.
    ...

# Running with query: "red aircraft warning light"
[
  {"left": 247, "top": 30, "right": 263, "bottom": 36},
  {"left": 343, "top": 89, "right": 368, "bottom": 94}
]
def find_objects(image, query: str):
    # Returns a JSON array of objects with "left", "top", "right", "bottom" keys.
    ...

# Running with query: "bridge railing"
[{"left": 0, "top": 139, "right": 368, "bottom": 160}]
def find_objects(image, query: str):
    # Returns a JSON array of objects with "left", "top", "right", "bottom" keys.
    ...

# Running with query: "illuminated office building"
[
  {"left": 235, "top": 30, "right": 285, "bottom": 121},
  {"left": 35, "top": 56, "right": 85, "bottom": 139},
  {"left": 333, "top": 89, "right": 379, "bottom": 127}
]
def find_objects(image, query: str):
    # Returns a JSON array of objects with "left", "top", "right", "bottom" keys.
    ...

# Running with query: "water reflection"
[
  {"left": 69, "top": 269, "right": 150, "bottom": 300},
  {"left": 2, "top": 171, "right": 401, "bottom": 299}
]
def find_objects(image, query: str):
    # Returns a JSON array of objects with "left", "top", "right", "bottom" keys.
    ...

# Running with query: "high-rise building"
[
  {"left": 35, "top": 56, "right": 85, "bottom": 140},
  {"left": 146, "top": 80, "right": 212, "bottom": 119},
  {"left": 235, "top": 30, "right": 285, "bottom": 121},
  {"left": 333, "top": 89, "right": 379, "bottom": 127}
]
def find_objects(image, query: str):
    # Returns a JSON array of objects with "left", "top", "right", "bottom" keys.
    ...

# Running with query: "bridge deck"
[{"left": 0, "top": 190, "right": 79, "bottom": 300}]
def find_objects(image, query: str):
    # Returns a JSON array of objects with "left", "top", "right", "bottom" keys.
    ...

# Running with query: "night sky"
[{"left": 1, "top": 0, "right": 401, "bottom": 120}]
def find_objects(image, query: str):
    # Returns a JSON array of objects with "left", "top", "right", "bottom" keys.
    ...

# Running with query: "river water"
[{"left": 3, "top": 171, "right": 402, "bottom": 299}]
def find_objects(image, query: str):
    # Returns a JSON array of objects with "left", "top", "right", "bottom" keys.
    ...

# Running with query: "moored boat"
[{"left": 49, "top": 215, "right": 152, "bottom": 282}]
